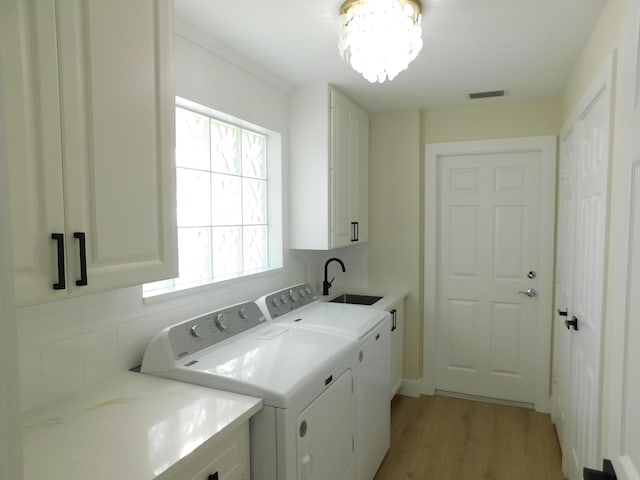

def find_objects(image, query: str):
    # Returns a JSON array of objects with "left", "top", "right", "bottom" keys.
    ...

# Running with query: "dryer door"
[{"left": 297, "top": 369, "right": 355, "bottom": 480}]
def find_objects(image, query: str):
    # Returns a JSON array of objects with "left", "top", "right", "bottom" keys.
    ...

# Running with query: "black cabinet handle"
[
  {"left": 51, "top": 233, "right": 65, "bottom": 290},
  {"left": 351, "top": 222, "right": 357, "bottom": 242},
  {"left": 207, "top": 473, "right": 219, "bottom": 480},
  {"left": 565, "top": 315, "right": 579, "bottom": 331},
  {"left": 74, "top": 232, "right": 88, "bottom": 286},
  {"left": 391, "top": 309, "right": 397, "bottom": 332},
  {"left": 557, "top": 308, "right": 568, "bottom": 317},
  {"left": 355, "top": 221, "right": 359, "bottom": 241}
]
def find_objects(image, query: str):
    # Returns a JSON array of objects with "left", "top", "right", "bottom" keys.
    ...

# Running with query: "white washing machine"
[
  {"left": 256, "top": 284, "right": 391, "bottom": 480},
  {"left": 141, "top": 301, "right": 359, "bottom": 480}
]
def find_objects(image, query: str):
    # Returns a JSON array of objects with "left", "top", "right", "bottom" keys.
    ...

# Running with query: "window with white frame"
[{"left": 144, "top": 100, "right": 283, "bottom": 297}]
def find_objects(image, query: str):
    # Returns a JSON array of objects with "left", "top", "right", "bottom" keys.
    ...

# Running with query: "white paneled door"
[
  {"left": 606, "top": 0, "right": 640, "bottom": 478},
  {"left": 563, "top": 54, "right": 614, "bottom": 480},
  {"left": 424, "top": 136, "right": 556, "bottom": 411},
  {"left": 552, "top": 125, "right": 578, "bottom": 450}
]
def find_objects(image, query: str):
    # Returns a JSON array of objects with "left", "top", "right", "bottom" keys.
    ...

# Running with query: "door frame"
[
  {"left": 422, "top": 136, "right": 557, "bottom": 412},
  {"left": 0, "top": 59, "right": 24, "bottom": 480}
]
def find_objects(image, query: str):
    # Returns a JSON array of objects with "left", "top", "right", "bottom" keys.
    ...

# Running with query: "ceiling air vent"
[{"left": 468, "top": 89, "right": 507, "bottom": 100}]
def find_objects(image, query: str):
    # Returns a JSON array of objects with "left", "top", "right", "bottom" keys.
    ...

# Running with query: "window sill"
[{"left": 142, "top": 266, "right": 284, "bottom": 305}]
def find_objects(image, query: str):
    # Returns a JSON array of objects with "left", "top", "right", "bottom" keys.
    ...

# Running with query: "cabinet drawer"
[{"left": 161, "top": 423, "right": 250, "bottom": 480}]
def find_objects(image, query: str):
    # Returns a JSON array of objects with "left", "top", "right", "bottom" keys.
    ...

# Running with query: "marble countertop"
[{"left": 22, "top": 371, "right": 262, "bottom": 480}]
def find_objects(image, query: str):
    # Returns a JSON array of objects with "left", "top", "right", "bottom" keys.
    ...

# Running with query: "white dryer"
[
  {"left": 141, "top": 301, "right": 359, "bottom": 480},
  {"left": 256, "top": 284, "right": 391, "bottom": 480}
]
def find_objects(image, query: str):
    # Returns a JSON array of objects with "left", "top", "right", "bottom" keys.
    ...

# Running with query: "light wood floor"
[{"left": 374, "top": 394, "right": 566, "bottom": 480}]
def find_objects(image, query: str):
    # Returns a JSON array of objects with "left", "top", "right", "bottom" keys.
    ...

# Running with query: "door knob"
[
  {"left": 565, "top": 316, "right": 579, "bottom": 331},
  {"left": 518, "top": 288, "right": 537, "bottom": 297}
]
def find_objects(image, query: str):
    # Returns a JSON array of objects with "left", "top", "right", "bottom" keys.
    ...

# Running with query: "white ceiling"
[{"left": 175, "top": 0, "right": 608, "bottom": 112}]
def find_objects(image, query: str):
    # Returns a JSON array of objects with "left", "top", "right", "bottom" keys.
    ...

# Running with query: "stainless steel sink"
[{"left": 329, "top": 294, "right": 383, "bottom": 306}]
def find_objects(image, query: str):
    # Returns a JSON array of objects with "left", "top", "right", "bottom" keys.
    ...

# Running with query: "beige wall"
[
  {"left": 422, "top": 98, "right": 563, "bottom": 144},
  {"left": 368, "top": 101, "right": 563, "bottom": 381},
  {"left": 368, "top": 110, "right": 422, "bottom": 380}
]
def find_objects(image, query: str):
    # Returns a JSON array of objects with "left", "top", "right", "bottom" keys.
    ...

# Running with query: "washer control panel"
[
  {"left": 167, "top": 301, "right": 266, "bottom": 360},
  {"left": 260, "top": 283, "right": 318, "bottom": 319}
]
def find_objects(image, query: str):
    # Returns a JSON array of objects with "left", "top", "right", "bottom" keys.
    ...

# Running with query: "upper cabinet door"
[
  {"left": 1, "top": 0, "right": 177, "bottom": 305},
  {"left": 57, "top": 0, "right": 177, "bottom": 294},
  {"left": 330, "top": 88, "right": 369, "bottom": 249},
  {"left": 289, "top": 83, "right": 369, "bottom": 251},
  {"left": 1, "top": 1, "right": 67, "bottom": 305},
  {"left": 352, "top": 106, "right": 369, "bottom": 244},
  {"left": 331, "top": 89, "right": 354, "bottom": 248}
]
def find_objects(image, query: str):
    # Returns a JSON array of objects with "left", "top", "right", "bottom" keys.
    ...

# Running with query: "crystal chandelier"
[{"left": 338, "top": 0, "right": 423, "bottom": 84}]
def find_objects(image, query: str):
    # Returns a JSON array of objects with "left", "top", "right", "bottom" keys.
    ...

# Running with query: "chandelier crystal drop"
[{"left": 338, "top": 0, "right": 423, "bottom": 84}]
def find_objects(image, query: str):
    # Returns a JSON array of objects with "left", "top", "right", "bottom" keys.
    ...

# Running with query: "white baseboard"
[{"left": 397, "top": 378, "right": 423, "bottom": 398}]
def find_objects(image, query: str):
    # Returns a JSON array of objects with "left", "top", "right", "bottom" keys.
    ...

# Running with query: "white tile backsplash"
[
  {"left": 17, "top": 308, "right": 82, "bottom": 350},
  {"left": 15, "top": 257, "right": 312, "bottom": 411},
  {"left": 18, "top": 349, "right": 42, "bottom": 382}
]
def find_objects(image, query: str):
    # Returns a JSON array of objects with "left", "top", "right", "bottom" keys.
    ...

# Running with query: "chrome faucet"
[{"left": 323, "top": 257, "right": 346, "bottom": 296}]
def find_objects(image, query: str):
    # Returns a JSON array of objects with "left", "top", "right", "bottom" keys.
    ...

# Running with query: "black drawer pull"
[
  {"left": 74, "top": 232, "right": 88, "bottom": 286},
  {"left": 208, "top": 473, "right": 219, "bottom": 480},
  {"left": 325, "top": 375, "right": 333, "bottom": 385},
  {"left": 51, "top": 233, "right": 65, "bottom": 290},
  {"left": 375, "top": 333, "right": 380, "bottom": 340}
]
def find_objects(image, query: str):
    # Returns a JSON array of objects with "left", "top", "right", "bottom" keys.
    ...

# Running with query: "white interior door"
[
  {"left": 552, "top": 124, "right": 577, "bottom": 456},
  {"left": 606, "top": 0, "right": 640, "bottom": 478},
  {"left": 425, "top": 136, "right": 556, "bottom": 411},
  {"left": 561, "top": 54, "right": 614, "bottom": 480}
]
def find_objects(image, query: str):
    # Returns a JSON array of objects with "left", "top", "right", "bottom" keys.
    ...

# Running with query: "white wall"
[{"left": 14, "top": 22, "right": 315, "bottom": 412}]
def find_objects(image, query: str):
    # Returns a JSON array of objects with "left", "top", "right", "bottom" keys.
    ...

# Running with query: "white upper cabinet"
[
  {"left": 0, "top": 0, "right": 177, "bottom": 305},
  {"left": 290, "top": 84, "right": 369, "bottom": 250}
]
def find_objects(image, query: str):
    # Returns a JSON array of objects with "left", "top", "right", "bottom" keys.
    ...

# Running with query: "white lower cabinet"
[
  {"left": 164, "top": 422, "right": 250, "bottom": 480},
  {"left": 0, "top": 0, "right": 177, "bottom": 305},
  {"left": 389, "top": 299, "right": 405, "bottom": 397}
]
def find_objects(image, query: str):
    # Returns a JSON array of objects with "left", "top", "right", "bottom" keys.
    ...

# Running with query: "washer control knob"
[
  {"left": 298, "top": 287, "right": 306, "bottom": 297},
  {"left": 239, "top": 307, "right": 249, "bottom": 319},
  {"left": 305, "top": 286, "right": 312, "bottom": 295},
  {"left": 280, "top": 293, "right": 289, "bottom": 304},
  {"left": 189, "top": 325, "right": 201, "bottom": 338},
  {"left": 289, "top": 289, "right": 300, "bottom": 302},
  {"left": 215, "top": 313, "right": 230, "bottom": 332},
  {"left": 271, "top": 296, "right": 281, "bottom": 307}
]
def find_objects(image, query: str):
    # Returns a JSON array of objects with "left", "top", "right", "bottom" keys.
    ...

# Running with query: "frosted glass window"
[
  {"left": 176, "top": 228, "right": 213, "bottom": 287},
  {"left": 211, "top": 120, "right": 241, "bottom": 175},
  {"left": 243, "top": 226, "right": 268, "bottom": 272},
  {"left": 211, "top": 173, "right": 242, "bottom": 226},
  {"left": 242, "top": 131, "right": 267, "bottom": 179},
  {"left": 175, "top": 108, "right": 210, "bottom": 170},
  {"left": 176, "top": 168, "right": 211, "bottom": 227},
  {"left": 144, "top": 104, "right": 274, "bottom": 297},
  {"left": 243, "top": 179, "right": 267, "bottom": 225}
]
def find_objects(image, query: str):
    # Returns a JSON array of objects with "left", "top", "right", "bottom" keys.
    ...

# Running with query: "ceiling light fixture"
[{"left": 338, "top": 0, "right": 423, "bottom": 84}]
